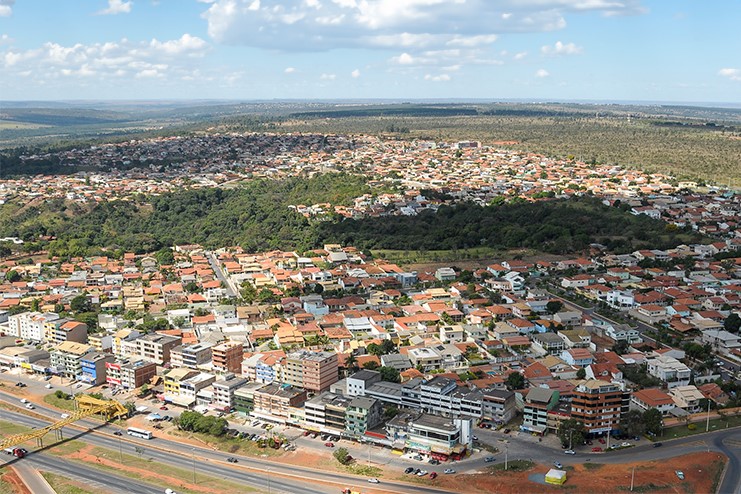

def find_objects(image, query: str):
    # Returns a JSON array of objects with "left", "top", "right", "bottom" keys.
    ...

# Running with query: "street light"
[{"left": 191, "top": 447, "right": 196, "bottom": 484}]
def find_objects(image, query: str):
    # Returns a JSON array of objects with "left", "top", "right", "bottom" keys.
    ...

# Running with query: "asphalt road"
[{"left": 205, "top": 251, "right": 238, "bottom": 298}]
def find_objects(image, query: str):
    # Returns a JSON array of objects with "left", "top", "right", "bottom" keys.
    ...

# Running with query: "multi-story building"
[
  {"left": 284, "top": 350, "right": 338, "bottom": 393},
  {"left": 233, "top": 382, "right": 268, "bottom": 416},
  {"left": 252, "top": 383, "right": 308, "bottom": 424},
  {"left": 105, "top": 359, "right": 157, "bottom": 390},
  {"left": 122, "top": 333, "right": 181, "bottom": 365},
  {"left": 668, "top": 385, "right": 705, "bottom": 413},
  {"left": 630, "top": 388, "right": 676, "bottom": 416},
  {"left": 481, "top": 389, "right": 517, "bottom": 423},
  {"left": 170, "top": 342, "right": 213, "bottom": 369},
  {"left": 164, "top": 368, "right": 199, "bottom": 401},
  {"left": 180, "top": 372, "right": 216, "bottom": 407},
  {"left": 8, "top": 311, "right": 59, "bottom": 342},
  {"left": 50, "top": 341, "right": 94, "bottom": 379},
  {"left": 51, "top": 320, "right": 88, "bottom": 345},
  {"left": 79, "top": 352, "right": 114, "bottom": 385},
  {"left": 346, "top": 369, "right": 382, "bottom": 397},
  {"left": 404, "top": 413, "right": 471, "bottom": 461},
  {"left": 345, "top": 396, "right": 383, "bottom": 437},
  {"left": 570, "top": 379, "right": 630, "bottom": 435},
  {"left": 522, "top": 387, "right": 559, "bottom": 434},
  {"left": 407, "top": 347, "right": 442, "bottom": 372},
  {"left": 212, "top": 341, "right": 243, "bottom": 374},
  {"left": 646, "top": 354, "right": 691, "bottom": 389},
  {"left": 304, "top": 392, "right": 352, "bottom": 433},
  {"left": 211, "top": 373, "right": 248, "bottom": 411}
]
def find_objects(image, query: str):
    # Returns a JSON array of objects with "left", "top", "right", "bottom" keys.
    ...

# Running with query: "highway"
[{"left": 0, "top": 394, "right": 457, "bottom": 494}]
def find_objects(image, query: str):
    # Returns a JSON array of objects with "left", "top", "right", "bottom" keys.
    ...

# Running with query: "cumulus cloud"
[
  {"left": 351, "top": 68, "right": 360, "bottom": 78},
  {"left": 718, "top": 68, "right": 741, "bottom": 82},
  {"left": 201, "top": 0, "right": 645, "bottom": 52},
  {"left": 0, "top": 34, "right": 209, "bottom": 82},
  {"left": 320, "top": 73, "right": 336, "bottom": 80},
  {"left": 424, "top": 73, "right": 451, "bottom": 82},
  {"left": 535, "top": 68, "right": 550, "bottom": 78},
  {"left": 97, "top": 0, "right": 133, "bottom": 15},
  {"left": 513, "top": 51, "right": 527, "bottom": 60},
  {"left": 0, "top": 0, "right": 14, "bottom": 17},
  {"left": 541, "top": 41, "right": 582, "bottom": 56},
  {"left": 284, "top": 66, "right": 296, "bottom": 73}
]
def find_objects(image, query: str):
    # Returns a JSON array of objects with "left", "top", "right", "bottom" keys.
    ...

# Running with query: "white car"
[
  {"left": 45, "top": 383, "right": 53, "bottom": 389},
  {"left": 367, "top": 478, "right": 380, "bottom": 484},
  {"left": 20, "top": 398, "right": 29, "bottom": 404},
  {"left": 564, "top": 450, "right": 576, "bottom": 455},
  {"left": 416, "top": 470, "right": 428, "bottom": 476},
  {"left": 61, "top": 413, "right": 70, "bottom": 419},
  {"left": 621, "top": 442, "right": 631, "bottom": 447},
  {"left": 444, "top": 468, "right": 456, "bottom": 474},
  {"left": 675, "top": 470, "right": 685, "bottom": 480},
  {"left": 25, "top": 403, "right": 34, "bottom": 409}
]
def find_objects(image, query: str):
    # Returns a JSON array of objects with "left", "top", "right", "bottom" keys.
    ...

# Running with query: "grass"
[
  {"left": 89, "top": 446, "right": 256, "bottom": 494},
  {"left": 167, "top": 428, "right": 285, "bottom": 457},
  {"left": 0, "top": 419, "right": 33, "bottom": 436},
  {"left": 43, "top": 393, "right": 78, "bottom": 412},
  {"left": 489, "top": 460, "right": 534, "bottom": 473},
  {"left": 0, "top": 473, "right": 17, "bottom": 494},
  {"left": 343, "top": 464, "right": 383, "bottom": 477},
  {"left": 662, "top": 414, "right": 741, "bottom": 440},
  {"left": 583, "top": 462, "right": 604, "bottom": 471},
  {"left": 40, "top": 472, "right": 97, "bottom": 494}
]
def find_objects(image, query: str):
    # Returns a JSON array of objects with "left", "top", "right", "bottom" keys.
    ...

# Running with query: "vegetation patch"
[
  {"left": 489, "top": 460, "right": 534, "bottom": 473},
  {"left": 44, "top": 391, "right": 78, "bottom": 411},
  {"left": 40, "top": 472, "right": 97, "bottom": 494},
  {"left": 583, "top": 462, "right": 604, "bottom": 471},
  {"left": 343, "top": 464, "right": 383, "bottom": 477}
]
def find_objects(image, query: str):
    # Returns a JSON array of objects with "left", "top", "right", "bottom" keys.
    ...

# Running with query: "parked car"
[
  {"left": 303, "top": 431, "right": 311, "bottom": 436},
  {"left": 675, "top": 470, "right": 685, "bottom": 480},
  {"left": 484, "top": 457, "right": 495, "bottom": 463},
  {"left": 564, "top": 450, "right": 576, "bottom": 455},
  {"left": 45, "top": 383, "right": 53, "bottom": 389},
  {"left": 553, "top": 461, "right": 563, "bottom": 469},
  {"left": 404, "top": 467, "right": 415, "bottom": 474},
  {"left": 428, "top": 458, "right": 439, "bottom": 465},
  {"left": 324, "top": 442, "right": 334, "bottom": 448},
  {"left": 413, "top": 469, "right": 421, "bottom": 475},
  {"left": 598, "top": 438, "right": 606, "bottom": 444},
  {"left": 444, "top": 468, "right": 456, "bottom": 474},
  {"left": 159, "top": 406, "right": 168, "bottom": 411},
  {"left": 621, "top": 442, "right": 631, "bottom": 447},
  {"left": 227, "top": 457, "right": 238, "bottom": 463},
  {"left": 113, "top": 431, "right": 123, "bottom": 436},
  {"left": 653, "top": 442, "right": 663, "bottom": 448},
  {"left": 416, "top": 470, "right": 427, "bottom": 477},
  {"left": 472, "top": 435, "right": 478, "bottom": 441},
  {"left": 429, "top": 472, "right": 438, "bottom": 479},
  {"left": 503, "top": 428, "right": 511, "bottom": 434},
  {"left": 592, "top": 447, "right": 602, "bottom": 452}
]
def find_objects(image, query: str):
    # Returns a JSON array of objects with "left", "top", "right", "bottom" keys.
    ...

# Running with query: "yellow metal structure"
[{"left": 0, "top": 396, "right": 128, "bottom": 450}]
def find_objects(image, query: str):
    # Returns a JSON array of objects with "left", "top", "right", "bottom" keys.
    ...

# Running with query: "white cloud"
[
  {"left": 513, "top": 51, "right": 527, "bottom": 60},
  {"left": 0, "top": 33, "right": 12, "bottom": 45},
  {"left": 0, "top": 34, "right": 208, "bottom": 83},
  {"left": 320, "top": 73, "right": 336, "bottom": 80},
  {"left": 541, "top": 41, "right": 582, "bottom": 56},
  {"left": 392, "top": 52, "right": 416, "bottom": 65},
  {"left": 424, "top": 73, "right": 451, "bottom": 82},
  {"left": 351, "top": 68, "right": 360, "bottom": 78},
  {"left": 201, "top": 0, "right": 645, "bottom": 52},
  {"left": 0, "top": 0, "right": 14, "bottom": 17},
  {"left": 718, "top": 68, "right": 741, "bottom": 82},
  {"left": 284, "top": 66, "right": 296, "bottom": 73},
  {"left": 535, "top": 68, "right": 550, "bottom": 78},
  {"left": 97, "top": 0, "right": 133, "bottom": 15}
]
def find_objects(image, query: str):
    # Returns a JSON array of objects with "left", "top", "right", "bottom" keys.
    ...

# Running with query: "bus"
[{"left": 127, "top": 427, "right": 153, "bottom": 439}]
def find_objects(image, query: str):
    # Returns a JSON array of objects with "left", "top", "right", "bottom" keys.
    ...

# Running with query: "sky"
[{"left": 0, "top": 0, "right": 740, "bottom": 103}]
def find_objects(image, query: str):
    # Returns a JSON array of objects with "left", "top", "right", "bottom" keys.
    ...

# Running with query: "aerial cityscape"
[{"left": 1, "top": 1, "right": 740, "bottom": 494}]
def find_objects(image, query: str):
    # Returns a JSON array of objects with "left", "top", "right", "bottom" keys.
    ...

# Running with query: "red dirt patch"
[{"left": 1, "top": 469, "right": 33, "bottom": 494}]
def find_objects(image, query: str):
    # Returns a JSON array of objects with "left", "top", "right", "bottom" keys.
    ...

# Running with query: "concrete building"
[
  {"left": 51, "top": 320, "right": 89, "bottom": 345},
  {"left": 522, "top": 387, "right": 559, "bottom": 434},
  {"left": 122, "top": 333, "right": 181, "bottom": 365},
  {"left": 630, "top": 388, "right": 676, "bottom": 416},
  {"left": 79, "top": 352, "right": 115, "bottom": 385},
  {"left": 570, "top": 380, "right": 629, "bottom": 435},
  {"left": 50, "top": 341, "right": 94, "bottom": 379},
  {"left": 646, "top": 354, "right": 691, "bottom": 389},
  {"left": 304, "top": 392, "right": 352, "bottom": 433},
  {"left": 170, "top": 342, "right": 213, "bottom": 369},
  {"left": 345, "top": 396, "right": 383, "bottom": 437},
  {"left": 346, "top": 369, "right": 382, "bottom": 397},
  {"left": 211, "top": 373, "right": 248, "bottom": 411},
  {"left": 252, "top": 383, "right": 308, "bottom": 424},
  {"left": 105, "top": 359, "right": 157, "bottom": 390},
  {"left": 405, "top": 413, "right": 471, "bottom": 461},
  {"left": 284, "top": 350, "right": 338, "bottom": 393},
  {"left": 212, "top": 341, "right": 243, "bottom": 374}
]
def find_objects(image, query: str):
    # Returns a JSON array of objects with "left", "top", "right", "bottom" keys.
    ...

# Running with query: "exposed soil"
[{"left": 1, "top": 470, "right": 33, "bottom": 494}]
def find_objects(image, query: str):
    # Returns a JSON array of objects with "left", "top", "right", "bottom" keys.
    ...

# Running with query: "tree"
[
  {"left": 363, "top": 361, "right": 380, "bottom": 370},
  {"left": 724, "top": 313, "right": 741, "bottom": 334},
  {"left": 379, "top": 366, "right": 401, "bottom": 383},
  {"left": 620, "top": 410, "right": 645, "bottom": 437},
  {"left": 546, "top": 300, "right": 564, "bottom": 314},
  {"left": 612, "top": 340, "right": 630, "bottom": 355},
  {"left": 74, "top": 312, "right": 98, "bottom": 331},
  {"left": 70, "top": 294, "right": 92, "bottom": 313},
  {"left": 366, "top": 343, "right": 382, "bottom": 356},
  {"left": 643, "top": 408, "right": 663, "bottom": 436},
  {"left": 557, "top": 419, "right": 586, "bottom": 448},
  {"left": 154, "top": 247, "right": 175, "bottom": 266},
  {"left": 344, "top": 353, "right": 357, "bottom": 371},
  {"left": 5, "top": 270, "right": 20, "bottom": 283},
  {"left": 576, "top": 367, "right": 586, "bottom": 379},
  {"left": 333, "top": 447, "right": 352, "bottom": 465},
  {"left": 505, "top": 372, "right": 525, "bottom": 390}
]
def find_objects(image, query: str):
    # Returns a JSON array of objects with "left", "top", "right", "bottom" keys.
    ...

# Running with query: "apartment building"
[
  {"left": 50, "top": 341, "right": 95, "bottom": 379},
  {"left": 284, "top": 350, "right": 338, "bottom": 393},
  {"left": 404, "top": 413, "right": 471, "bottom": 460},
  {"left": 570, "top": 380, "right": 630, "bottom": 435},
  {"left": 481, "top": 389, "right": 517, "bottom": 423},
  {"left": 346, "top": 369, "right": 382, "bottom": 397},
  {"left": 304, "top": 392, "right": 352, "bottom": 433},
  {"left": 50, "top": 320, "right": 88, "bottom": 345},
  {"left": 407, "top": 347, "right": 442, "bottom": 372},
  {"left": 79, "top": 352, "right": 114, "bottom": 385},
  {"left": 522, "top": 387, "right": 559, "bottom": 434},
  {"left": 345, "top": 396, "right": 383, "bottom": 437},
  {"left": 252, "top": 383, "right": 308, "bottom": 424},
  {"left": 170, "top": 342, "right": 213, "bottom": 369},
  {"left": 8, "top": 312, "right": 59, "bottom": 342},
  {"left": 211, "top": 373, "right": 248, "bottom": 411},
  {"left": 105, "top": 359, "right": 157, "bottom": 390},
  {"left": 646, "top": 354, "right": 691, "bottom": 389},
  {"left": 212, "top": 341, "right": 243, "bottom": 374},
  {"left": 233, "top": 381, "right": 269, "bottom": 416},
  {"left": 122, "top": 333, "right": 181, "bottom": 365}
]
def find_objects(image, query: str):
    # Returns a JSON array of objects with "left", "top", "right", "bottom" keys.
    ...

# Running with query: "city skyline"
[{"left": 0, "top": 0, "right": 740, "bottom": 102}]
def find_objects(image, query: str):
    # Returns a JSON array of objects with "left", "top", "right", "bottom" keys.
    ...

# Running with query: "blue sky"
[{"left": 1, "top": 0, "right": 739, "bottom": 102}]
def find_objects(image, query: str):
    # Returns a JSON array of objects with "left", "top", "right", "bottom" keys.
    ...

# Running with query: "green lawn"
[
  {"left": 40, "top": 472, "right": 97, "bottom": 494},
  {"left": 43, "top": 393, "right": 78, "bottom": 412},
  {"left": 661, "top": 415, "right": 741, "bottom": 440}
]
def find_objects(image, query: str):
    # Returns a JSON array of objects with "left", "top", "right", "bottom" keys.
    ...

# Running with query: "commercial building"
[
  {"left": 304, "top": 392, "right": 352, "bottom": 433},
  {"left": 252, "top": 383, "right": 308, "bottom": 424},
  {"left": 522, "top": 387, "right": 559, "bottom": 434},
  {"left": 170, "top": 342, "right": 213, "bottom": 369},
  {"left": 284, "top": 350, "right": 338, "bottom": 393},
  {"left": 105, "top": 359, "right": 157, "bottom": 390},
  {"left": 345, "top": 396, "right": 383, "bottom": 437},
  {"left": 346, "top": 369, "right": 382, "bottom": 397},
  {"left": 211, "top": 373, "right": 248, "bottom": 411},
  {"left": 570, "top": 379, "right": 629, "bottom": 435},
  {"left": 50, "top": 341, "right": 95, "bottom": 379},
  {"left": 79, "top": 352, "right": 115, "bottom": 385},
  {"left": 122, "top": 333, "right": 181, "bottom": 365}
]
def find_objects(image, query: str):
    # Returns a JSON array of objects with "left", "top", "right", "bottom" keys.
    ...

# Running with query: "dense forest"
[{"left": 0, "top": 174, "right": 702, "bottom": 257}]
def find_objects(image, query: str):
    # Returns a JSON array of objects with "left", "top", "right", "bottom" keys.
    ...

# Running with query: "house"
[
  {"left": 701, "top": 329, "right": 741, "bottom": 356},
  {"left": 668, "top": 385, "right": 704, "bottom": 413},
  {"left": 630, "top": 388, "right": 675, "bottom": 416},
  {"left": 531, "top": 332, "right": 565, "bottom": 356},
  {"left": 646, "top": 354, "right": 691, "bottom": 389},
  {"left": 559, "top": 348, "right": 593, "bottom": 367}
]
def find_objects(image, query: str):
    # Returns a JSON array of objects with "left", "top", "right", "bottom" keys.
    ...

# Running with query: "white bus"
[{"left": 127, "top": 427, "right": 153, "bottom": 440}]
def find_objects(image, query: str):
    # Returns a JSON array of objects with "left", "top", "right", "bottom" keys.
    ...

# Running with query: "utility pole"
[
  {"left": 569, "top": 429, "right": 574, "bottom": 451},
  {"left": 705, "top": 399, "right": 711, "bottom": 432},
  {"left": 191, "top": 448, "right": 196, "bottom": 484},
  {"left": 630, "top": 466, "right": 635, "bottom": 491},
  {"left": 505, "top": 443, "right": 508, "bottom": 471}
]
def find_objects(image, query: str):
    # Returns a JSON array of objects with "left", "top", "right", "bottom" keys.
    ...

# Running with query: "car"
[
  {"left": 484, "top": 456, "right": 495, "bottom": 463},
  {"left": 45, "top": 383, "right": 53, "bottom": 389},
  {"left": 503, "top": 428, "right": 511, "bottom": 434},
  {"left": 598, "top": 438, "right": 606, "bottom": 444},
  {"left": 25, "top": 403, "right": 34, "bottom": 409},
  {"left": 428, "top": 458, "right": 439, "bottom": 465},
  {"left": 653, "top": 442, "right": 662, "bottom": 448},
  {"left": 429, "top": 472, "right": 438, "bottom": 479},
  {"left": 75, "top": 383, "right": 82, "bottom": 388},
  {"left": 404, "top": 467, "right": 415, "bottom": 474},
  {"left": 675, "top": 470, "right": 685, "bottom": 480},
  {"left": 621, "top": 442, "right": 631, "bottom": 447},
  {"left": 633, "top": 436, "right": 640, "bottom": 441},
  {"left": 553, "top": 461, "right": 563, "bottom": 468},
  {"left": 592, "top": 447, "right": 602, "bottom": 452},
  {"left": 44, "top": 375, "right": 52, "bottom": 381},
  {"left": 472, "top": 435, "right": 479, "bottom": 441},
  {"left": 413, "top": 469, "right": 421, "bottom": 475},
  {"left": 310, "top": 433, "right": 317, "bottom": 438},
  {"left": 15, "top": 382, "right": 26, "bottom": 388},
  {"left": 303, "top": 431, "right": 311, "bottom": 436},
  {"left": 165, "top": 489, "right": 177, "bottom": 494},
  {"left": 413, "top": 455, "right": 423, "bottom": 461},
  {"left": 160, "top": 406, "right": 168, "bottom": 411},
  {"left": 367, "top": 478, "right": 380, "bottom": 484},
  {"left": 564, "top": 450, "right": 575, "bottom": 455},
  {"left": 324, "top": 442, "right": 334, "bottom": 448},
  {"left": 416, "top": 470, "right": 427, "bottom": 476},
  {"left": 227, "top": 457, "right": 238, "bottom": 463},
  {"left": 113, "top": 430, "right": 123, "bottom": 436},
  {"left": 20, "top": 398, "right": 29, "bottom": 404},
  {"left": 60, "top": 413, "right": 70, "bottom": 419},
  {"left": 444, "top": 468, "right": 456, "bottom": 474}
]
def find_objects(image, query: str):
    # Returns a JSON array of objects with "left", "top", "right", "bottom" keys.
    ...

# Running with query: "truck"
[{"left": 4, "top": 448, "right": 27, "bottom": 458}]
